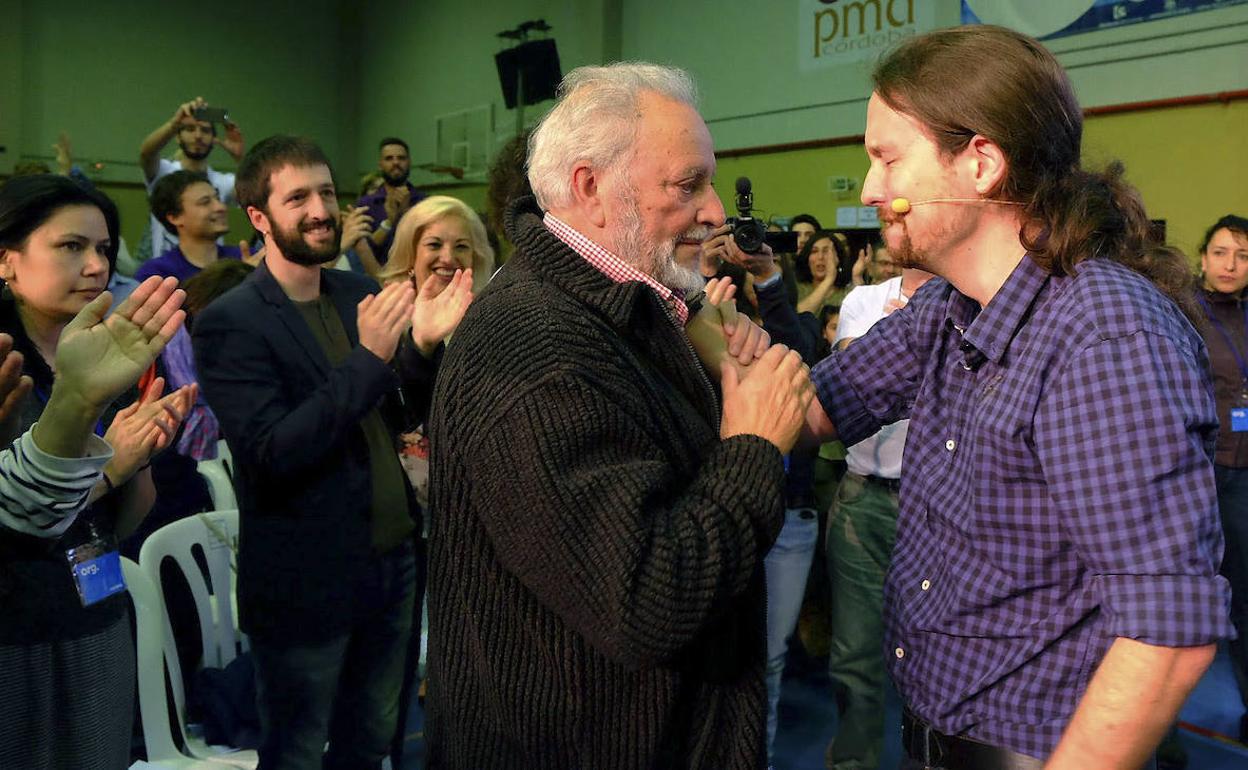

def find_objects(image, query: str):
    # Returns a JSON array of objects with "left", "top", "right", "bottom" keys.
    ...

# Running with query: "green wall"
[
  {"left": 3, "top": 1, "right": 1247, "bottom": 259},
  {"left": 713, "top": 98, "right": 1248, "bottom": 264}
]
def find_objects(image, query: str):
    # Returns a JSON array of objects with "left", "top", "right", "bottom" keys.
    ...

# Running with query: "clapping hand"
[
  {"left": 55, "top": 276, "right": 186, "bottom": 413},
  {"left": 384, "top": 186, "right": 411, "bottom": 224},
  {"left": 851, "top": 246, "right": 870, "bottom": 286},
  {"left": 340, "top": 206, "right": 375, "bottom": 254},
  {"left": 358, "top": 281, "right": 416, "bottom": 363},
  {"left": 0, "top": 334, "right": 33, "bottom": 445},
  {"left": 410, "top": 269, "right": 473, "bottom": 357},
  {"left": 102, "top": 377, "right": 197, "bottom": 486}
]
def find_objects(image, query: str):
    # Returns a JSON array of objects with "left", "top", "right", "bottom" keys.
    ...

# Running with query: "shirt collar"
[
  {"left": 945, "top": 253, "right": 1051, "bottom": 366},
  {"left": 543, "top": 212, "right": 688, "bottom": 325}
]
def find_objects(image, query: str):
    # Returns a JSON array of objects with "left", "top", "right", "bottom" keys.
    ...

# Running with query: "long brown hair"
[{"left": 872, "top": 25, "right": 1196, "bottom": 320}]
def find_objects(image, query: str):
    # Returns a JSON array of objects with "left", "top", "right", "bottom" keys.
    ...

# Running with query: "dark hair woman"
[{"left": 0, "top": 174, "right": 194, "bottom": 769}]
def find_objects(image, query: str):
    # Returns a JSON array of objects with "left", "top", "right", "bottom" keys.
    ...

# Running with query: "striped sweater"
[{"left": 0, "top": 429, "right": 110, "bottom": 538}]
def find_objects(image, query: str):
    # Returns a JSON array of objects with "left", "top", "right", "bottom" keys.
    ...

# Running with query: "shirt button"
[
  {"left": 945, "top": 439, "right": 956, "bottom": 451},
  {"left": 895, "top": 646, "right": 905, "bottom": 659},
  {"left": 921, "top": 579, "right": 931, "bottom": 591}
]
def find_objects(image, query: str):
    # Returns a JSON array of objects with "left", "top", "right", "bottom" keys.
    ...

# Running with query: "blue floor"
[{"left": 399, "top": 642, "right": 1248, "bottom": 769}]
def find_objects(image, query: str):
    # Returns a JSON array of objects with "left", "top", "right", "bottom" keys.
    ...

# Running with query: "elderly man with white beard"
[{"left": 424, "top": 63, "right": 815, "bottom": 769}]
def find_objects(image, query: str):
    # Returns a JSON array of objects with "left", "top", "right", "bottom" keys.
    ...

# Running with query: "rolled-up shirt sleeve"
[
  {"left": 811, "top": 281, "right": 938, "bottom": 447},
  {"left": 0, "top": 427, "right": 113, "bottom": 538},
  {"left": 1035, "top": 331, "right": 1233, "bottom": 646}
]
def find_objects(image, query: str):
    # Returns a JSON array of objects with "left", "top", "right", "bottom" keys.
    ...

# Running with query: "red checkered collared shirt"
[{"left": 543, "top": 212, "right": 689, "bottom": 326}]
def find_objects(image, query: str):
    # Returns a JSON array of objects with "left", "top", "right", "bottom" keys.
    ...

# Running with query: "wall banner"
[
  {"left": 800, "top": 0, "right": 938, "bottom": 71},
  {"left": 961, "top": 0, "right": 1248, "bottom": 41}
]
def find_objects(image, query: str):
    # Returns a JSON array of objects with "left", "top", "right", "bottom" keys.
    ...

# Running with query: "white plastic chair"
[
  {"left": 137, "top": 510, "right": 257, "bottom": 767},
  {"left": 124, "top": 557, "right": 255, "bottom": 769},
  {"left": 197, "top": 442, "right": 237, "bottom": 511}
]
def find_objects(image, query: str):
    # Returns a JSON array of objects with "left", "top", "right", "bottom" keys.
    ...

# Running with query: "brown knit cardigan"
[{"left": 425, "top": 198, "right": 787, "bottom": 769}]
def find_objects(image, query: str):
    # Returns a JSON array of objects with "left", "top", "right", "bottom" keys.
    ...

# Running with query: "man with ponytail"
[{"left": 806, "top": 25, "right": 1230, "bottom": 770}]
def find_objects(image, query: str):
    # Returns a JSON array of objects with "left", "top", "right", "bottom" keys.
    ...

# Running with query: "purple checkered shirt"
[{"left": 811, "top": 253, "right": 1233, "bottom": 759}]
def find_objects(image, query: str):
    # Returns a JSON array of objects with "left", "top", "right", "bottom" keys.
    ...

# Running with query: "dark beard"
[
  {"left": 179, "top": 140, "right": 212, "bottom": 162},
  {"left": 271, "top": 217, "right": 342, "bottom": 266},
  {"left": 383, "top": 168, "right": 409, "bottom": 186}
]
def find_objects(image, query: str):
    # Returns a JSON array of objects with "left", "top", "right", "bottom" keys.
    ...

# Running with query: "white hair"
[{"left": 527, "top": 62, "right": 698, "bottom": 211}]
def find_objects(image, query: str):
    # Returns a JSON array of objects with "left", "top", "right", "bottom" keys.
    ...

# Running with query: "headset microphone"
[{"left": 890, "top": 197, "right": 1023, "bottom": 214}]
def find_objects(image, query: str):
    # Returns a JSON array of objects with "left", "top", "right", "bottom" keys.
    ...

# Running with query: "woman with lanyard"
[
  {"left": 0, "top": 174, "right": 194, "bottom": 769},
  {"left": 1195, "top": 213, "right": 1248, "bottom": 742}
]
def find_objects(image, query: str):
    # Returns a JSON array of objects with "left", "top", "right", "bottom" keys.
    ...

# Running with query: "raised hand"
[
  {"left": 358, "top": 281, "right": 416, "bottom": 363},
  {"left": 52, "top": 132, "right": 73, "bottom": 176},
  {"left": 411, "top": 268, "right": 473, "bottom": 356},
  {"left": 719, "top": 343, "right": 813, "bottom": 454},
  {"left": 384, "top": 186, "right": 411, "bottom": 224},
  {"left": 851, "top": 246, "right": 870, "bottom": 286},
  {"left": 55, "top": 276, "right": 186, "bottom": 412},
  {"left": 239, "top": 240, "right": 265, "bottom": 266},
  {"left": 219, "top": 120, "right": 245, "bottom": 161},
  {"left": 171, "top": 97, "right": 206, "bottom": 130},
  {"left": 102, "top": 377, "right": 197, "bottom": 485},
  {"left": 0, "top": 334, "right": 33, "bottom": 445},
  {"left": 339, "top": 206, "right": 375, "bottom": 254}
]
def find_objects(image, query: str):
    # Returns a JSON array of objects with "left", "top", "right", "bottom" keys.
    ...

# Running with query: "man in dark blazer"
[{"left": 192, "top": 135, "right": 470, "bottom": 770}]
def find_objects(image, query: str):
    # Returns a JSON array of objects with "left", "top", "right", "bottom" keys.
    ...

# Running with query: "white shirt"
[
  {"left": 836, "top": 277, "right": 909, "bottom": 479},
  {"left": 146, "top": 158, "right": 236, "bottom": 260}
]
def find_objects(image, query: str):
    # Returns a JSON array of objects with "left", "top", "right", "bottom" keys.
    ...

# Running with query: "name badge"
[
  {"left": 65, "top": 542, "right": 126, "bottom": 607},
  {"left": 1232, "top": 407, "right": 1248, "bottom": 433}
]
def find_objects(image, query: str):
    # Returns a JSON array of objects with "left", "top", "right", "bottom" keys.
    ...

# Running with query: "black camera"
[{"left": 727, "top": 177, "right": 798, "bottom": 254}]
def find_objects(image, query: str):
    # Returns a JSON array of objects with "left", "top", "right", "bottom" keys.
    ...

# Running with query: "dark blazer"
[{"left": 192, "top": 261, "right": 433, "bottom": 642}]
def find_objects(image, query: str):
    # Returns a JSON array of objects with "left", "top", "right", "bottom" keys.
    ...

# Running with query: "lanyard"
[{"left": 1199, "top": 295, "right": 1248, "bottom": 384}]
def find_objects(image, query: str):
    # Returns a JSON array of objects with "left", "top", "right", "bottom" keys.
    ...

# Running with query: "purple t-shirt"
[
  {"left": 355, "top": 182, "right": 426, "bottom": 263},
  {"left": 135, "top": 244, "right": 243, "bottom": 284}
]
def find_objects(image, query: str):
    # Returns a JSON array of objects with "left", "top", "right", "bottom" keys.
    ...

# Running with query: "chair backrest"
[
  {"left": 123, "top": 556, "right": 193, "bottom": 764},
  {"left": 139, "top": 509, "right": 248, "bottom": 732},
  {"left": 198, "top": 456, "right": 237, "bottom": 510},
  {"left": 217, "top": 439, "right": 233, "bottom": 480}
]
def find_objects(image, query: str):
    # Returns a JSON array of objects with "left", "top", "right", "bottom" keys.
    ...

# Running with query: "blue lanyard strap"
[{"left": 1199, "top": 295, "right": 1248, "bottom": 384}]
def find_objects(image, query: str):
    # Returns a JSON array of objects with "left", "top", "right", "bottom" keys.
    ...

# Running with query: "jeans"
[
  {"left": 1217, "top": 464, "right": 1248, "bottom": 711},
  {"left": 253, "top": 542, "right": 417, "bottom": 770},
  {"left": 825, "top": 473, "right": 899, "bottom": 770},
  {"left": 390, "top": 537, "right": 428, "bottom": 769},
  {"left": 764, "top": 506, "right": 820, "bottom": 759}
]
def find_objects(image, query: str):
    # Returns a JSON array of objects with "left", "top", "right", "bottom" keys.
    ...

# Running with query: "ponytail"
[{"left": 1023, "top": 162, "right": 1199, "bottom": 323}]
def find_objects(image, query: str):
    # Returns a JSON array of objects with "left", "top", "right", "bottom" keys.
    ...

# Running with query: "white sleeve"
[
  {"left": 0, "top": 429, "right": 113, "bottom": 538},
  {"left": 835, "top": 284, "right": 883, "bottom": 342},
  {"left": 214, "top": 170, "right": 237, "bottom": 206},
  {"left": 145, "top": 158, "right": 179, "bottom": 193}
]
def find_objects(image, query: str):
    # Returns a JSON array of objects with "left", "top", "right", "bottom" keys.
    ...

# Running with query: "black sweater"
[{"left": 425, "top": 198, "right": 786, "bottom": 769}]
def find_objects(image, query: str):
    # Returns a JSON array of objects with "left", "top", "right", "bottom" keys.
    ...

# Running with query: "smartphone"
[{"left": 192, "top": 107, "right": 230, "bottom": 125}]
